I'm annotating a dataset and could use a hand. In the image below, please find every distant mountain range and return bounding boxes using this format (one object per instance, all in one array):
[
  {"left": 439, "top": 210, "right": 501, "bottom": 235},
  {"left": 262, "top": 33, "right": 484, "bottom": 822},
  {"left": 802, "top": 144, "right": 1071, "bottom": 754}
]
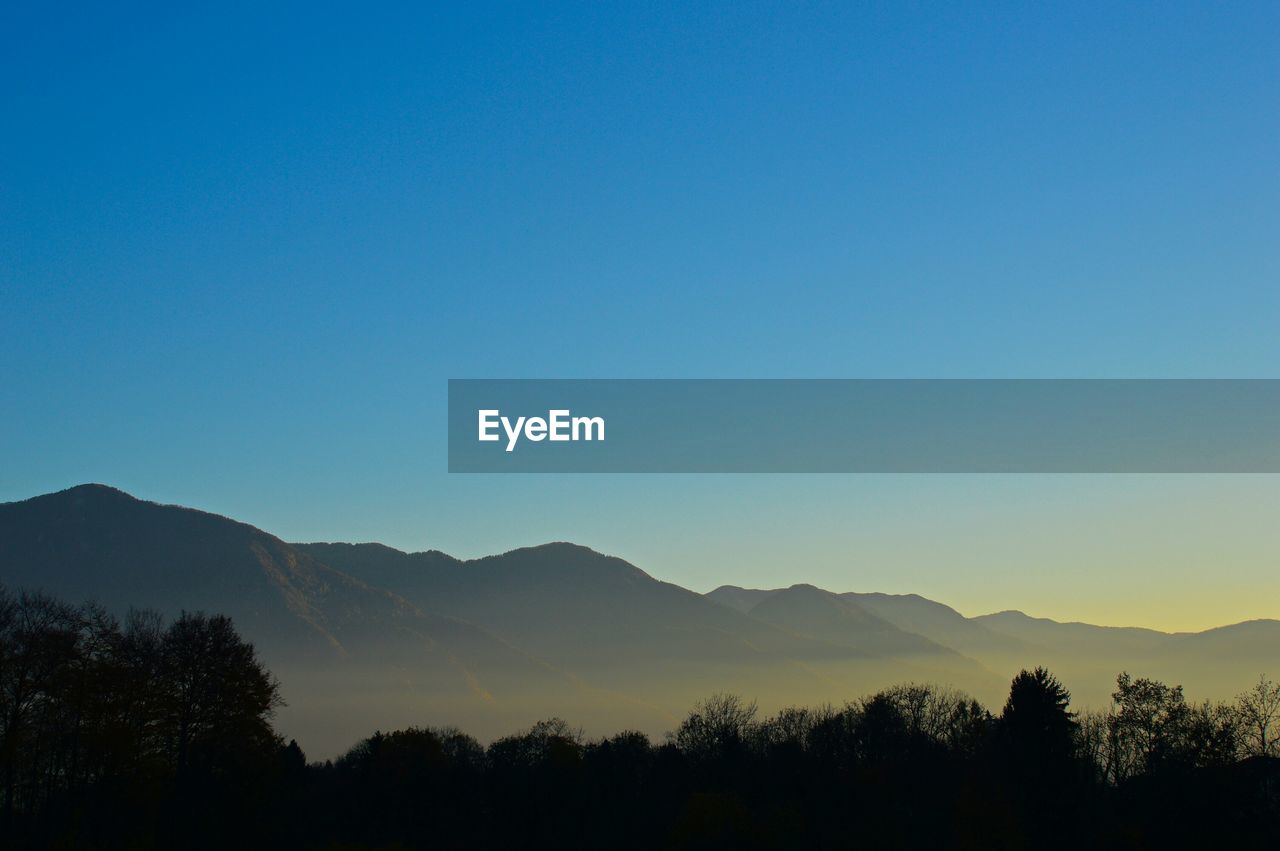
[{"left": 2, "top": 484, "right": 1276, "bottom": 757}]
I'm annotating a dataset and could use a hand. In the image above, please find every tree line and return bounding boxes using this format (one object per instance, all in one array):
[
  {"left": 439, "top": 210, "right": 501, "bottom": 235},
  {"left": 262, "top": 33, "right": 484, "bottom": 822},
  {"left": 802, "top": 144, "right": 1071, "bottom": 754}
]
[{"left": 1, "top": 586, "right": 1277, "bottom": 849}]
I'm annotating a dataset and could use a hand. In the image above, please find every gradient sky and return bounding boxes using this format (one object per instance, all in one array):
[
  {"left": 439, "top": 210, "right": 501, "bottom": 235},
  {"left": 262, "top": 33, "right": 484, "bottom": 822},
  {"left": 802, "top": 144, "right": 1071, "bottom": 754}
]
[{"left": 3, "top": 2, "right": 1277, "bottom": 632}]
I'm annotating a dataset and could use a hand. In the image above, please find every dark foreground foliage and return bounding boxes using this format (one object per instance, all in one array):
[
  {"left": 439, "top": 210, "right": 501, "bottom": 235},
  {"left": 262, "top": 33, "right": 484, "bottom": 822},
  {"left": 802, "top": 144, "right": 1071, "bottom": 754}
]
[{"left": 2, "top": 588, "right": 1278, "bottom": 850}]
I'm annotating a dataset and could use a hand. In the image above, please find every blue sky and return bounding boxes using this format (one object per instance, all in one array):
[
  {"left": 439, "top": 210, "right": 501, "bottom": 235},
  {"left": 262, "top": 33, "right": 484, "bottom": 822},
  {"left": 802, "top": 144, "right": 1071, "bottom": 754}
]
[{"left": 3, "top": 2, "right": 1277, "bottom": 629}]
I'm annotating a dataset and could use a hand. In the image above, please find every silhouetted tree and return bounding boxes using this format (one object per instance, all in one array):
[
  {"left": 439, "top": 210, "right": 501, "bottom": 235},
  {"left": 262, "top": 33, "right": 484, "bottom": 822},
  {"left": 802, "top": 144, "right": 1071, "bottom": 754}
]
[
  {"left": 755, "top": 705, "right": 831, "bottom": 757},
  {"left": 489, "top": 716, "right": 583, "bottom": 768},
  {"left": 1236, "top": 675, "right": 1280, "bottom": 758},
  {"left": 674, "top": 693, "right": 758, "bottom": 763},
  {"left": 854, "top": 692, "right": 911, "bottom": 763},
  {"left": 877, "top": 683, "right": 992, "bottom": 756},
  {"left": 993, "top": 667, "right": 1084, "bottom": 846},
  {"left": 1001, "top": 667, "right": 1076, "bottom": 763},
  {"left": 1074, "top": 708, "right": 1110, "bottom": 783},
  {"left": 1105, "top": 672, "right": 1239, "bottom": 781},
  {"left": 0, "top": 591, "right": 287, "bottom": 849},
  {"left": 160, "top": 611, "right": 281, "bottom": 777},
  {"left": 0, "top": 589, "right": 84, "bottom": 828}
]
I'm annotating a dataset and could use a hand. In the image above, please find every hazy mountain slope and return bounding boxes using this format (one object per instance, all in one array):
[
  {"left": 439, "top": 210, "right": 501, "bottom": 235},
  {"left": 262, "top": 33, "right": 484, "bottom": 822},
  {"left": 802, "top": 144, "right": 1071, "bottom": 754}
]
[
  {"left": 1170, "top": 619, "right": 1280, "bottom": 660},
  {"left": 305, "top": 541, "right": 836, "bottom": 663},
  {"left": 843, "top": 592, "right": 1025, "bottom": 654},
  {"left": 297, "top": 541, "right": 462, "bottom": 591},
  {"left": 705, "top": 585, "right": 779, "bottom": 613},
  {"left": 972, "top": 610, "right": 1169, "bottom": 655},
  {"left": 966, "top": 610, "right": 1280, "bottom": 708},
  {"left": 710, "top": 586, "right": 1020, "bottom": 656},
  {"left": 0, "top": 486, "right": 672, "bottom": 753},
  {"left": 307, "top": 540, "right": 1280, "bottom": 711},
  {"left": 706, "top": 583, "right": 1280, "bottom": 710},
  {"left": 0, "top": 484, "right": 364, "bottom": 658},
  {"left": 0, "top": 485, "right": 530, "bottom": 669},
  {"left": 300, "top": 541, "right": 1001, "bottom": 711},
  {"left": 748, "top": 585, "right": 955, "bottom": 657}
]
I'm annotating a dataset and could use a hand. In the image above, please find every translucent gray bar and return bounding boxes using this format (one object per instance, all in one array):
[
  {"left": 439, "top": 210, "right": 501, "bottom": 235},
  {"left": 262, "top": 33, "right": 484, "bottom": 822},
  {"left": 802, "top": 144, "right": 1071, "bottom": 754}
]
[{"left": 447, "top": 379, "right": 1280, "bottom": 473}]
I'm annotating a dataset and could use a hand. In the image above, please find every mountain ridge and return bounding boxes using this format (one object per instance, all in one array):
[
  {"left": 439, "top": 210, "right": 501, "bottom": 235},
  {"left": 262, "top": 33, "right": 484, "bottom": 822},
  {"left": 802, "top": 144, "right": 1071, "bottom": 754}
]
[
  {"left": 8, "top": 484, "right": 1274, "bottom": 647},
  {"left": 2, "top": 484, "right": 1276, "bottom": 756}
]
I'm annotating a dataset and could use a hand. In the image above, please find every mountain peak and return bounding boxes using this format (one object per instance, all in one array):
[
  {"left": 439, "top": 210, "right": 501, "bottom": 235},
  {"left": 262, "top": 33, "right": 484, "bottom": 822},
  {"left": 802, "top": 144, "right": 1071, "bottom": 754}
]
[
  {"left": 466, "top": 542, "right": 655, "bottom": 584},
  {"left": 31, "top": 483, "right": 139, "bottom": 504},
  {"left": 493, "top": 541, "right": 608, "bottom": 560}
]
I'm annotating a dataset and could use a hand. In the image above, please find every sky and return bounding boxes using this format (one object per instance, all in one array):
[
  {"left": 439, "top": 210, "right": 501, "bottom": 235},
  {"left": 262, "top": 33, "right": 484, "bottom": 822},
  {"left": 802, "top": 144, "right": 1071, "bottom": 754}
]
[{"left": 2, "top": 2, "right": 1277, "bottom": 632}]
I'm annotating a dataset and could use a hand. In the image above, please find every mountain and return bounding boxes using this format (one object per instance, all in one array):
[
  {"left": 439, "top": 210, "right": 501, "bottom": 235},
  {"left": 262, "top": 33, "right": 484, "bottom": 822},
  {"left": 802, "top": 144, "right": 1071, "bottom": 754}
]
[
  {"left": 0, "top": 484, "right": 369, "bottom": 658},
  {"left": 2, "top": 484, "right": 1277, "bottom": 754},
  {"left": 745, "top": 584, "right": 955, "bottom": 658},
  {"left": 706, "top": 585, "right": 779, "bottom": 613},
  {"left": 972, "top": 609, "right": 1170, "bottom": 655},
  {"left": 843, "top": 592, "right": 1026, "bottom": 655},
  {"left": 968, "top": 609, "right": 1280, "bottom": 706},
  {"left": 303, "top": 541, "right": 838, "bottom": 663},
  {"left": 0, "top": 485, "right": 670, "bottom": 753},
  {"left": 706, "top": 585, "right": 1280, "bottom": 710},
  {"left": 0, "top": 486, "right": 994, "bottom": 753},
  {"left": 297, "top": 542, "right": 993, "bottom": 714},
  {"left": 297, "top": 541, "right": 463, "bottom": 591},
  {"left": 710, "top": 585, "right": 1019, "bottom": 656}
]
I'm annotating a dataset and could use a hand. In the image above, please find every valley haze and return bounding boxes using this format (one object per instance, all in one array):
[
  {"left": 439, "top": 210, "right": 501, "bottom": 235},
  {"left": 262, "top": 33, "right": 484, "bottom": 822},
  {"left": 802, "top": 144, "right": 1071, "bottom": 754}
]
[{"left": 1, "top": 483, "right": 1275, "bottom": 759}]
